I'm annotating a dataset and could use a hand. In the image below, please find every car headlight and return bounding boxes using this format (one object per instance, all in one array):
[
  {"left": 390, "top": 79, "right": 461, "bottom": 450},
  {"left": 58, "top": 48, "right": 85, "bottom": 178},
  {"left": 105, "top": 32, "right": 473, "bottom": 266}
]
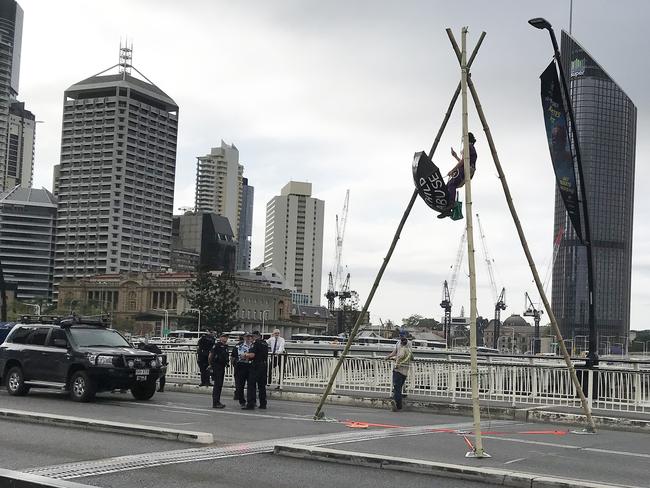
[{"left": 96, "top": 355, "right": 115, "bottom": 366}]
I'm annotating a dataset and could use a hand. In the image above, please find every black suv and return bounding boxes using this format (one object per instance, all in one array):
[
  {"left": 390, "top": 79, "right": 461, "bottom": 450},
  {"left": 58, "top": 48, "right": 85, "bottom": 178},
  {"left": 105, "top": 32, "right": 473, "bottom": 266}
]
[{"left": 0, "top": 315, "right": 165, "bottom": 402}]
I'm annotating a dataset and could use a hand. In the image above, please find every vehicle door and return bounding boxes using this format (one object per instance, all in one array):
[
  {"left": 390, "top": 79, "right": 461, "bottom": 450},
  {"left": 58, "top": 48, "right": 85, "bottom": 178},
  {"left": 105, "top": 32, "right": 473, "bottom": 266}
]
[
  {"left": 23, "top": 327, "right": 51, "bottom": 381},
  {"left": 1, "top": 326, "right": 32, "bottom": 375},
  {"left": 41, "top": 328, "right": 70, "bottom": 383}
]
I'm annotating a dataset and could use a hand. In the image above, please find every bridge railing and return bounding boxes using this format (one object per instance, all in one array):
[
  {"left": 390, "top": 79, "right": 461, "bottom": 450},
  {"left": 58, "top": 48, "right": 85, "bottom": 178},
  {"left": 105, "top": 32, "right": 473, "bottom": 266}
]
[{"left": 164, "top": 350, "right": 650, "bottom": 414}]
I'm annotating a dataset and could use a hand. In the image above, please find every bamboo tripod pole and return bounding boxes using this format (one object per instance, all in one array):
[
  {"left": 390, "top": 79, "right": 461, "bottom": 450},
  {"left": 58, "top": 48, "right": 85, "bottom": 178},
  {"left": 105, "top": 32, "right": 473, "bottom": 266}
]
[
  {"left": 460, "top": 26, "right": 485, "bottom": 457},
  {"left": 313, "top": 35, "right": 486, "bottom": 421},
  {"left": 446, "top": 29, "right": 596, "bottom": 432}
]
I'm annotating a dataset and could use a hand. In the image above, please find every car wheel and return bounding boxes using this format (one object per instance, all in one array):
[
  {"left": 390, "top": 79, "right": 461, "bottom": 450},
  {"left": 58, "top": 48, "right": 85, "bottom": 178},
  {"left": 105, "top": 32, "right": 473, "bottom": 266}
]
[
  {"left": 6, "top": 366, "right": 29, "bottom": 396},
  {"left": 131, "top": 380, "right": 157, "bottom": 400},
  {"left": 69, "top": 370, "right": 96, "bottom": 402}
]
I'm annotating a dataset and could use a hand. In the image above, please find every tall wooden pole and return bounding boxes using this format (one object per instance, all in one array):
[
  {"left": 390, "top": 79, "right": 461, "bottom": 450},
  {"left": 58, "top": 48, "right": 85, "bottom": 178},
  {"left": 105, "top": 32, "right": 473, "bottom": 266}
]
[
  {"left": 446, "top": 29, "right": 596, "bottom": 433},
  {"left": 460, "top": 26, "right": 485, "bottom": 457}
]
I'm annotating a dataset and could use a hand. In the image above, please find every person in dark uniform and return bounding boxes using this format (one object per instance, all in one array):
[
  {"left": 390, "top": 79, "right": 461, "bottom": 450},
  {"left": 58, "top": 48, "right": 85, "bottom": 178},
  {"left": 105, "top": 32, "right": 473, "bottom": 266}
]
[
  {"left": 208, "top": 332, "right": 230, "bottom": 408},
  {"left": 242, "top": 330, "right": 268, "bottom": 410},
  {"left": 232, "top": 333, "right": 252, "bottom": 406},
  {"left": 138, "top": 339, "right": 166, "bottom": 392},
  {"left": 196, "top": 331, "right": 215, "bottom": 387}
]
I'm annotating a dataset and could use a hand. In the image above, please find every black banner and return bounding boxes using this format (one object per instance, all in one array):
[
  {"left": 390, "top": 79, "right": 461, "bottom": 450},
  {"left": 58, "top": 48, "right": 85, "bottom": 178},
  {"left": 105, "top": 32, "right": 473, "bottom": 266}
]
[
  {"left": 540, "top": 61, "right": 583, "bottom": 242},
  {"left": 412, "top": 151, "right": 449, "bottom": 212}
]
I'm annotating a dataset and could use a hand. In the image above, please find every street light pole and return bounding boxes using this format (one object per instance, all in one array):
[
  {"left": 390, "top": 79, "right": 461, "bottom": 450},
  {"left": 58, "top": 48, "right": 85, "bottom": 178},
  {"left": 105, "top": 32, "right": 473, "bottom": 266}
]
[
  {"left": 154, "top": 309, "right": 169, "bottom": 336},
  {"left": 529, "top": 17, "right": 597, "bottom": 367},
  {"left": 261, "top": 310, "right": 269, "bottom": 334}
]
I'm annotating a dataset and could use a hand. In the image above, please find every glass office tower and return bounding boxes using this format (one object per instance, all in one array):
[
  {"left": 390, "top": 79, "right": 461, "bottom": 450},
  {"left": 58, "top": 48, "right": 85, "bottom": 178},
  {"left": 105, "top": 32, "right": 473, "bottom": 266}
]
[{"left": 551, "top": 31, "right": 637, "bottom": 352}]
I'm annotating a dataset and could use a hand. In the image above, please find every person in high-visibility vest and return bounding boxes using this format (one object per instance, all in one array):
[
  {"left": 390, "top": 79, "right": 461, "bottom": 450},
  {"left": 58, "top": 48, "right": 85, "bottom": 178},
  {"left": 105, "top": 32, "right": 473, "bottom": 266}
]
[{"left": 390, "top": 336, "right": 413, "bottom": 411}]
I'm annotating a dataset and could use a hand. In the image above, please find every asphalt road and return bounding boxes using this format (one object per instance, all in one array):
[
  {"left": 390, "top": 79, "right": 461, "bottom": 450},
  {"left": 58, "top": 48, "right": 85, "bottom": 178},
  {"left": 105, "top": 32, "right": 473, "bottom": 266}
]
[{"left": 0, "top": 387, "right": 648, "bottom": 487}]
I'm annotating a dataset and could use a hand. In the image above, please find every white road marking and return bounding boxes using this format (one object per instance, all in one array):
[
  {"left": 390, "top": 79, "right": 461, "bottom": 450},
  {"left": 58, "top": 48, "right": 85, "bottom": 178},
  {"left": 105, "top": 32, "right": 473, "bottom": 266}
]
[
  {"left": 148, "top": 421, "right": 197, "bottom": 426},
  {"left": 160, "top": 409, "right": 209, "bottom": 416},
  {"left": 503, "top": 457, "right": 526, "bottom": 465},
  {"left": 484, "top": 435, "right": 650, "bottom": 459},
  {"left": 124, "top": 400, "right": 334, "bottom": 423}
]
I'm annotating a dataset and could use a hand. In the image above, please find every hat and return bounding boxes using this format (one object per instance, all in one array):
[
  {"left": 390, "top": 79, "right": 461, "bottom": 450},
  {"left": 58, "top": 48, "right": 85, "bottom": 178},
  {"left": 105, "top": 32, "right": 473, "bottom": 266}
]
[
  {"left": 251, "top": 330, "right": 261, "bottom": 336},
  {"left": 245, "top": 332, "right": 254, "bottom": 337}
]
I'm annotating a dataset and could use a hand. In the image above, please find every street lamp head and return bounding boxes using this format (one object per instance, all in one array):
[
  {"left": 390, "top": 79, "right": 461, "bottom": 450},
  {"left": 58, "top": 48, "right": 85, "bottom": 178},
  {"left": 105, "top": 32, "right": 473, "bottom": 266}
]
[{"left": 528, "top": 17, "right": 552, "bottom": 31}]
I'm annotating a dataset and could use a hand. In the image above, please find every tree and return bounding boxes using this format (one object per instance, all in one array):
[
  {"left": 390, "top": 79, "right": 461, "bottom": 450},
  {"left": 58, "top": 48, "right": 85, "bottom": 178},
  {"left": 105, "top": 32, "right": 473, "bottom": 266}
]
[
  {"left": 185, "top": 271, "right": 240, "bottom": 334},
  {"left": 402, "top": 314, "right": 423, "bottom": 329}
]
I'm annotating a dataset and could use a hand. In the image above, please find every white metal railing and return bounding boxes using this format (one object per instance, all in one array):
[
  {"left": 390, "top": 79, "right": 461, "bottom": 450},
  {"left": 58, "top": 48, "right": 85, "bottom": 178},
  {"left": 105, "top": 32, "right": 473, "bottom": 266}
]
[{"left": 164, "top": 351, "right": 650, "bottom": 414}]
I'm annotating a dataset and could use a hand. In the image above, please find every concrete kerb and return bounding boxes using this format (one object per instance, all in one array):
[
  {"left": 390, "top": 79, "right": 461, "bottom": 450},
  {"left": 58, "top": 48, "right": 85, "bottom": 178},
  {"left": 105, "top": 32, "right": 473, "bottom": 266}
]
[
  {"left": 273, "top": 444, "right": 630, "bottom": 488},
  {"left": 0, "top": 468, "right": 95, "bottom": 488},
  {"left": 0, "top": 408, "right": 213, "bottom": 444}
]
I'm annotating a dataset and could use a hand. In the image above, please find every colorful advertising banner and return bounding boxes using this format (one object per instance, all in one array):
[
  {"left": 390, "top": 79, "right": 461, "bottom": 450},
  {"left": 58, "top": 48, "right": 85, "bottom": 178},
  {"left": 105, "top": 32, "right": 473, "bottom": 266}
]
[
  {"left": 412, "top": 151, "right": 450, "bottom": 212},
  {"left": 540, "top": 61, "right": 583, "bottom": 242}
]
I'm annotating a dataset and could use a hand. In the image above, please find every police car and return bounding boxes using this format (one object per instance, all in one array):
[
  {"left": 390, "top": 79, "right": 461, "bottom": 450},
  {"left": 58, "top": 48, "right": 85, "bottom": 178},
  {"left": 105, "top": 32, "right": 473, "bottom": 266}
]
[{"left": 0, "top": 315, "right": 165, "bottom": 402}]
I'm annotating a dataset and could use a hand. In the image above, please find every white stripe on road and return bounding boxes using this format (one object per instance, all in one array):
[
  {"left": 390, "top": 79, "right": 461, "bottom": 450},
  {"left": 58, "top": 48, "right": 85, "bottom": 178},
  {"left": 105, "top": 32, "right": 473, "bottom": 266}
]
[
  {"left": 122, "top": 400, "right": 328, "bottom": 423},
  {"left": 160, "top": 409, "right": 209, "bottom": 416},
  {"left": 484, "top": 435, "right": 650, "bottom": 459}
]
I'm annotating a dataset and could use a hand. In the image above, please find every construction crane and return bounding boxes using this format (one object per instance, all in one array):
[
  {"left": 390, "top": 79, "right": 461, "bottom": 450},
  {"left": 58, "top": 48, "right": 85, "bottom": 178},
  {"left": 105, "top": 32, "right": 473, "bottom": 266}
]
[
  {"left": 440, "top": 229, "right": 466, "bottom": 348},
  {"left": 334, "top": 190, "right": 350, "bottom": 292},
  {"left": 325, "top": 190, "right": 351, "bottom": 313},
  {"left": 325, "top": 272, "right": 336, "bottom": 312},
  {"left": 475, "top": 214, "right": 507, "bottom": 349},
  {"left": 338, "top": 272, "right": 352, "bottom": 308},
  {"left": 524, "top": 292, "right": 544, "bottom": 354}
]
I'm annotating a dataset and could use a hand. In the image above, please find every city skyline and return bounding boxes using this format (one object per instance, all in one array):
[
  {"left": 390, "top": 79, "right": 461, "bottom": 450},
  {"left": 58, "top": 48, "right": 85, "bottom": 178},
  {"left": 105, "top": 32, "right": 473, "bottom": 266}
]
[{"left": 16, "top": 0, "right": 650, "bottom": 329}]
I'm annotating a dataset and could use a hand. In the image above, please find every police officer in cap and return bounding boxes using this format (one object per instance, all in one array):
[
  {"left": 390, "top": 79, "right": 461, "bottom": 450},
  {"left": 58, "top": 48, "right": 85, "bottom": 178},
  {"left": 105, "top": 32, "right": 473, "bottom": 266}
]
[
  {"left": 242, "top": 330, "right": 268, "bottom": 410},
  {"left": 208, "top": 332, "right": 230, "bottom": 408},
  {"left": 197, "top": 330, "right": 215, "bottom": 387}
]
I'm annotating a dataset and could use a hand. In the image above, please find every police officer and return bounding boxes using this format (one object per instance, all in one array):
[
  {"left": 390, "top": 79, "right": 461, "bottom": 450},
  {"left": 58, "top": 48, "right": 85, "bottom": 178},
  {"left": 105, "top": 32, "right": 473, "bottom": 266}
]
[
  {"left": 197, "top": 331, "right": 215, "bottom": 387},
  {"left": 208, "top": 332, "right": 230, "bottom": 408},
  {"left": 232, "top": 333, "right": 252, "bottom": 406},
  {"left": 242, "top": 330, "right": 268, "bottom": 410},
  {"left": 138, "top": 339, "right": 166, "bottom": 393}
]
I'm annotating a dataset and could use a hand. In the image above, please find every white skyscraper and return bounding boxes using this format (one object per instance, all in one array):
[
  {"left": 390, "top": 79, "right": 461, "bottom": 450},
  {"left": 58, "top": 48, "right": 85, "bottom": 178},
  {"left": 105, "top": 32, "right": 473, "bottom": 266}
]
[
  {"left": 194, "top": 141, "right": 243, "bottom": 237},
  {"left": 54, "top": 50, "right": 179, "bottom": 281},
  {"left": 264, "top": 181, "right": 324, "bottom": 306}
]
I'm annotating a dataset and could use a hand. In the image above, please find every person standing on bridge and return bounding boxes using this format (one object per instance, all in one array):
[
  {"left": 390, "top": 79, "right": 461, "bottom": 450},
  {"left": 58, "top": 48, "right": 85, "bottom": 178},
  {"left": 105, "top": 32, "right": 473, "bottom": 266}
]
[
  {"left": 266, "top": 329, "right": 286, "bottom": 388},
  {"left": 390, "top": 337, "right": 413, "bottom": 412},
  {"left": 197, "top": 331, "right": 215, "bottom": 387},
  {"left": 243, "top": 330, "right": 268, "bottom": 410},
  {"left": 208, "top": 332, "right": 230, "bottom": 409},
  {"left": 232, "top": 333, "right": 252, "bottom": 406}
]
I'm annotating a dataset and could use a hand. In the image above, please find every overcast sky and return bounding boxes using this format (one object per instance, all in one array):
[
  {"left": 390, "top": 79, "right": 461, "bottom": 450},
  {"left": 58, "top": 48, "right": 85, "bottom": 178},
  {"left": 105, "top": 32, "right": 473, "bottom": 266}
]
[{"left": 18, "top": 0, "right": 650, "bottom": 330}]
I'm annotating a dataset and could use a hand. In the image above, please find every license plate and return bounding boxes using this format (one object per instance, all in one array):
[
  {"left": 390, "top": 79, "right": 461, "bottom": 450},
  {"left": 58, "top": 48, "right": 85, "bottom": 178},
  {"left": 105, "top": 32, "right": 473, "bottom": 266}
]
[
  {"left": 136, "top": 375, "right": 147, "bottom": 381},
  {"left": 136, "top": 369, "right": 149, "bottom": 375}
]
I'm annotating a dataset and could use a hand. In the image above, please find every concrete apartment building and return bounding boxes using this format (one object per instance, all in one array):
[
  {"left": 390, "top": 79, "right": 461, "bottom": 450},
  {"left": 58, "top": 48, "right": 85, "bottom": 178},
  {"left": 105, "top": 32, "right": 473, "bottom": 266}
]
[
  {"left": 53, "top": 55, "right": 179, "bottom": 286},
  {"left": 0, "top": 186, "right": 56, "bottom": 300},
  {"left": 264, "top": 181, "right": 324, "bottom": 306},
  {"left": 194, "top": 141, "right": 243, "bottom": 238}
]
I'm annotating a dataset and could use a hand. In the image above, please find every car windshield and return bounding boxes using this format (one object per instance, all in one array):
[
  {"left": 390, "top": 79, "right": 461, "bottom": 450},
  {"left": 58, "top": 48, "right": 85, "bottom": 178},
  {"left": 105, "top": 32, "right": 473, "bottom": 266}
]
[{"left": 69, "top": 328, "right": 131, "bottom": 348}]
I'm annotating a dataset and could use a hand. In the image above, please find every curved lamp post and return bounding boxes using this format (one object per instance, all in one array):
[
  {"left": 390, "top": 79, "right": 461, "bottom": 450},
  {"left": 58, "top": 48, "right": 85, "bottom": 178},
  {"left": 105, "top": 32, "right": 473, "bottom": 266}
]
[{"left": 529, "top": 17, "right": 597, "bottom": 367}]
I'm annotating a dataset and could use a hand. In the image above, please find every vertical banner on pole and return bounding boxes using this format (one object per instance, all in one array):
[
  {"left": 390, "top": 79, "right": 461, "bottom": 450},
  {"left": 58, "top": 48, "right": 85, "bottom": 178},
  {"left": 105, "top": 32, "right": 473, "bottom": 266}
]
[{"left": 540, "top": 61, "right": 583, "bottom": 242}]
